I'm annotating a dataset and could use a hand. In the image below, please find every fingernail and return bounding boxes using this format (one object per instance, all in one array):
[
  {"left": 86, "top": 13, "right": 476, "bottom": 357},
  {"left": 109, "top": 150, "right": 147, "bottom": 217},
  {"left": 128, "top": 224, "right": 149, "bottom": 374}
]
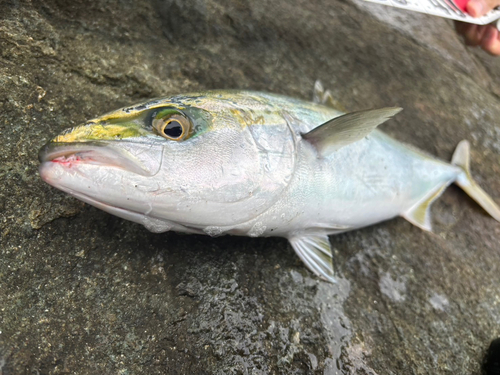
[{"left": 467, "top": 0, "right": 484, "bottom": 17}]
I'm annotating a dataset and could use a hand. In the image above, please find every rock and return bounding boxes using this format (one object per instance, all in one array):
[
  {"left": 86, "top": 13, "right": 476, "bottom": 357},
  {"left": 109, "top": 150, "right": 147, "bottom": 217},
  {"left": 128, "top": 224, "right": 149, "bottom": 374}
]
[{"left": 1, "top": 0, "right": 499, "bottom": 373}]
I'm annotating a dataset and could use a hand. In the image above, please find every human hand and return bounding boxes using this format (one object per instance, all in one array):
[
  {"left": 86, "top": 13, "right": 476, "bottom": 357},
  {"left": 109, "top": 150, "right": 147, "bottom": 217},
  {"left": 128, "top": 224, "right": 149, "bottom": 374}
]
[{"left": 455, "top": 0, "right": 500, "bottom": 55}]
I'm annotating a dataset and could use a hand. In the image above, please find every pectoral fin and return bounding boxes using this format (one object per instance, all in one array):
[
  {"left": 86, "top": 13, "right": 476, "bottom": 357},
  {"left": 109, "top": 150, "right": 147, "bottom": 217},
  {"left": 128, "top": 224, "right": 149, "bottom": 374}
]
[
  {"left": 303, "top": 107, "right": 402, "bottom": 156},
  {"left": 289, "top": 234, "right": 336, "bottom": 283}
]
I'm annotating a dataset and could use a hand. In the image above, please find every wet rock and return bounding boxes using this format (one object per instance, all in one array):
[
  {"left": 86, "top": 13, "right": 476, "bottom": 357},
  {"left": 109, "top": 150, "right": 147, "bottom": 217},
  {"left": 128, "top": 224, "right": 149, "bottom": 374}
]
[{"left": 1, "top": 0, "right": 499, "bottom": 373}]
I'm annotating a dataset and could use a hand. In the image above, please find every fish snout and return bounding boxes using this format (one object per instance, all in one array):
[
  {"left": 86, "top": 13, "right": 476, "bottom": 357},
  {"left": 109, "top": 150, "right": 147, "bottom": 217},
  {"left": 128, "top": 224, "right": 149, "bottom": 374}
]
[{"left": 38, "top": 141, "right": 164, "bottom": 176}]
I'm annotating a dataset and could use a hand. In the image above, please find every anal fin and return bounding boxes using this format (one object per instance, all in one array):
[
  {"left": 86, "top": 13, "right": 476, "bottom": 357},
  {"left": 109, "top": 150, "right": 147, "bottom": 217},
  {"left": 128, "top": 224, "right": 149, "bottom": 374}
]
[
  {"left": 288, "top": 234, "right": 336, "bottom": 283},
  {"left": 402, "top": 184, "right": 448, "bottom": 231}
]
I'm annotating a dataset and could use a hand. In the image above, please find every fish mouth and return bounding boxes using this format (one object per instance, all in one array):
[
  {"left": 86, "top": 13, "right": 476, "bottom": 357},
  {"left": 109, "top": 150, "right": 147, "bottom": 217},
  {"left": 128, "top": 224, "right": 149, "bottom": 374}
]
[{"left": 38, "top": 141, "right": 162, "bottom": 176}]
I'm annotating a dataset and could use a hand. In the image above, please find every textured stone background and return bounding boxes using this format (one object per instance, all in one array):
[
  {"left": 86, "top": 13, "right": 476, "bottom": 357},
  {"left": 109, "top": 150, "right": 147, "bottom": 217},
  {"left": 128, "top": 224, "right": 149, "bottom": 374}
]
[{"left": 1, "top": 0, "right": 500, "bottom": 374}]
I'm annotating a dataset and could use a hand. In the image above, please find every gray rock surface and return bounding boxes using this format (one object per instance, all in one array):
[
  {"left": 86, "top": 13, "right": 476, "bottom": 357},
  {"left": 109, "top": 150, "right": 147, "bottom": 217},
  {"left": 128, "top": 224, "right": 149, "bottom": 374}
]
[{"left": 1, "top": 0, "right": 499, "bottom": 373}]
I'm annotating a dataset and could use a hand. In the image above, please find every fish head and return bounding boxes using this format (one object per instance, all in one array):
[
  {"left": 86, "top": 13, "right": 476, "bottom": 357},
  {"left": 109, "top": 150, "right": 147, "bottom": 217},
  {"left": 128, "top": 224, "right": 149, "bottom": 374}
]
[{"left": 39, "top": 92, "right": 297, "bottom": 230}]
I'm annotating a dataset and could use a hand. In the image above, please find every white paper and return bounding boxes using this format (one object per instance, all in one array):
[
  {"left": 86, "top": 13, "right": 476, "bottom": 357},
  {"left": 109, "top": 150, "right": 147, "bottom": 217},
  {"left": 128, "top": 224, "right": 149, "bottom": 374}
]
[{"left": 364, "top": 0, "right": 500, "bottom": 24}]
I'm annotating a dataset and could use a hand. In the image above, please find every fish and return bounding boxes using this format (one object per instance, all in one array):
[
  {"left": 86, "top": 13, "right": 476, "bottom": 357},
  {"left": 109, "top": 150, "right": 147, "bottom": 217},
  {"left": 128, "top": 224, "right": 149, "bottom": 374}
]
[{"left": 38, "top": 81, "right": 500, "bottom": 283}]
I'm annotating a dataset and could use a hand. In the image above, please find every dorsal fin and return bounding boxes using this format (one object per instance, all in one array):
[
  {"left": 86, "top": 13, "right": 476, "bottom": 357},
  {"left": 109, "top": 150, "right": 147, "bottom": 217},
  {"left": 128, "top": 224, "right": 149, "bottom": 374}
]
[
  {"left": 312, "top": 80, "right": 346, "bottom": 112},
  {"left": 303, "top": 107, "right": 402, "bottom": 156}
]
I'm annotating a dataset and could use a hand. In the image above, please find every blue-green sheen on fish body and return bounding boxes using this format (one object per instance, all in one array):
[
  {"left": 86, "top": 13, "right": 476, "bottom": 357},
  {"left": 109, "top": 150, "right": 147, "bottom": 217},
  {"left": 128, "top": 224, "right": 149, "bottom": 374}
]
[{"left": 39, "top": 82, "right": 500, "bottom": 283}]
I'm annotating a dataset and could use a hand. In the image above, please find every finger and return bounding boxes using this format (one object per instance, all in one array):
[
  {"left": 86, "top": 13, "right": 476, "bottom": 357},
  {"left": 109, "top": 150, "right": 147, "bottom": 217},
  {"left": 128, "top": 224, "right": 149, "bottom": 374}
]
[
  {"left": 467, "top": 0, "right": 485, "bottom": 17},
  {"left": 463, "top": 24, "right": 482, "bottom": 45},
  {"left": 481, "top": 26, "right": 500, "bottom": 55},
  {"left": 477, "top": 24, "right": 489, "bottom": 40},
  {"left": 467, "top": 0, "right": 500, "bottom": 17}
]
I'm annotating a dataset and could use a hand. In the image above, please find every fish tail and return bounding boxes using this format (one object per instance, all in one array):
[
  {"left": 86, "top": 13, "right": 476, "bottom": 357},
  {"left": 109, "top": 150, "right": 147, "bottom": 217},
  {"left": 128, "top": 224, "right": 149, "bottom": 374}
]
[{"left": 452, "top": 140, "right": 500, "bottom": 222}]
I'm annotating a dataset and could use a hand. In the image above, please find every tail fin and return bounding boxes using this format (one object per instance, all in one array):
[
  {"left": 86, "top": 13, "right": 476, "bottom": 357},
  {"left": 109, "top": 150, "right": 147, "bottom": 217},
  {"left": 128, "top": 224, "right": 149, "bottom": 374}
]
[{"left": 452, "top": 140, "right": 500, "bottom": 222}]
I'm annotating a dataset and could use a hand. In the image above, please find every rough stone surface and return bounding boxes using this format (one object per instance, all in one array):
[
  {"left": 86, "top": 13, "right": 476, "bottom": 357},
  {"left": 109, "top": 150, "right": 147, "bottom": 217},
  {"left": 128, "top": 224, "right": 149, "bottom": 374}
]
[{"left": 1, "top": 0, "right": 500, "bottom": 374}]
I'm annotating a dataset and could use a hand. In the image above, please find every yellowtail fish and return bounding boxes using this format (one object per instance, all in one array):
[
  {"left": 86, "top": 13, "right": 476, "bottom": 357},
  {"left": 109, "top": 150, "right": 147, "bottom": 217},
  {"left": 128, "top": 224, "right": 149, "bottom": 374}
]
[{"left": 39, "top": 82, "right": 500, "bottom": 283}]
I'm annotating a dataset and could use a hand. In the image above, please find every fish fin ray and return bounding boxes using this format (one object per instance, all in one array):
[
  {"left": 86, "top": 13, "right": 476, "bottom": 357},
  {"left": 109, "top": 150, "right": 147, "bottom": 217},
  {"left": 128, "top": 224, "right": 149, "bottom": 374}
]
[
  {"left": 312, "top": 80, "right": 346, "bottom": 111},
  {"left": 452, "top": 140, "right": 500, "bottom": 221},
  {"left": 402, "top": 184, "right": 449, "bottom": 232},
  {"left": 312, "top": 80, "right": 325, "bottom": 104},
  {"left": 302, "top": 107, "right": 402, "bottom": 156},
  {"left": 289, "top": 234, "right": 336, "bottom": 283}
]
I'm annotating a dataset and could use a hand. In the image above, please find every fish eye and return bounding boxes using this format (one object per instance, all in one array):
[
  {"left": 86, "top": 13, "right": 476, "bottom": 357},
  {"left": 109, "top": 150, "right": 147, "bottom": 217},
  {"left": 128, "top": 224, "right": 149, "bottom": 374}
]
[{"left": 152, "top": 113, "right": 191, "bottom": 141}]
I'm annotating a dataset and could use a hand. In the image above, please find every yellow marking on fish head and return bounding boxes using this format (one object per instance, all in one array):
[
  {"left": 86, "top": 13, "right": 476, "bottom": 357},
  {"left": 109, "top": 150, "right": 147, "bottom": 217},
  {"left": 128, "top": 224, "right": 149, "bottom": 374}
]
[
  {"left": 52, "top": 123, "right": 150, "bottom": 143},
  {"left": 50, "top": 98, "right": 215, "bottom": 143},
  {"left": 49, "top": 91, "right": 287, "bottom": 144}
]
